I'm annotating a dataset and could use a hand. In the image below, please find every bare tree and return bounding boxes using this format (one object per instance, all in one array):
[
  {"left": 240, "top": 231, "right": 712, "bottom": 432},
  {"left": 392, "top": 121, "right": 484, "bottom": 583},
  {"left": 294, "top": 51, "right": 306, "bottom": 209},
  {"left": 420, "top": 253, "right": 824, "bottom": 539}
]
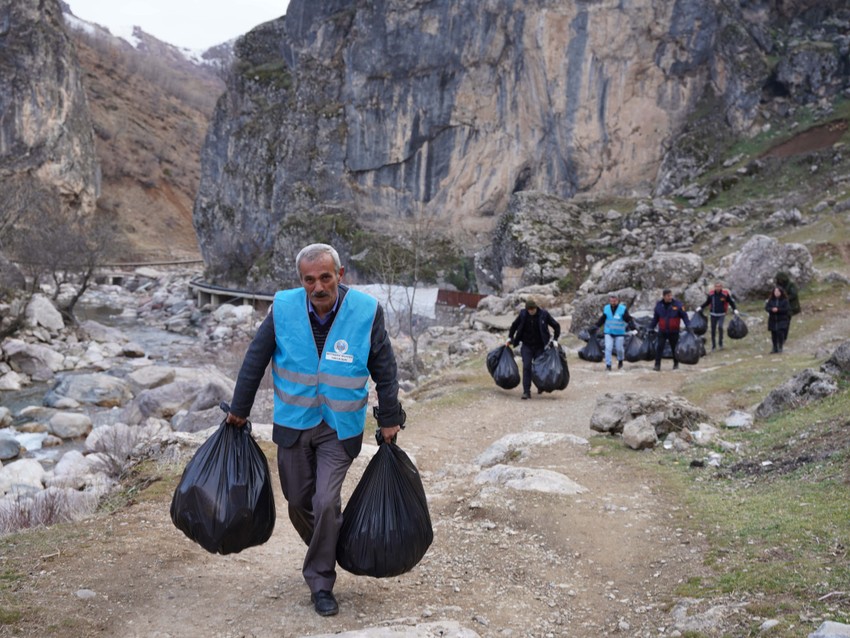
[
  {"left": 10, "top": 201, "right": 116, "bottom": 325},
  {"left": 376, "top": 213, "right": 441, "bottom": 383},
  {"left": 0, "top": 174, "right": 55, "bottom": 243}
]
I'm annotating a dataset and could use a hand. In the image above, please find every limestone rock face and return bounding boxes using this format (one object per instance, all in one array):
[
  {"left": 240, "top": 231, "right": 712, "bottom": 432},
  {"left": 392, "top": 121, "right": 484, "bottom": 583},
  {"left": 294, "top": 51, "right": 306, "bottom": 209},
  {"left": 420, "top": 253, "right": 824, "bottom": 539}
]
[
  {"left": 193, "top": 0, "right": 849, "bottom": 290},
  {"left": 0, "top": 0, "right": 98, "bottom": 217}
]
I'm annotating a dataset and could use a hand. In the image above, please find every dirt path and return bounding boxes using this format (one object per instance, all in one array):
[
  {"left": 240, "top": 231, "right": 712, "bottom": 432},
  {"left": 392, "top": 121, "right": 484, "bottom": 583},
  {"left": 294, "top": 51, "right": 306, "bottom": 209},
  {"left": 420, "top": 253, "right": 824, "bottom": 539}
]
[{"left": 9, "top": 356, "right": 704, "bottom": 638}]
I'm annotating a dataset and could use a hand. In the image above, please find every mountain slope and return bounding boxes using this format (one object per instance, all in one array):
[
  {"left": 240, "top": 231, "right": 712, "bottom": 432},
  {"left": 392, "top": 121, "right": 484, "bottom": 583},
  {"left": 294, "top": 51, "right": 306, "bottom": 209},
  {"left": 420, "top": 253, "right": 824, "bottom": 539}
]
[{"left": 65, "top": 19, "right": 226, "bottom": 261}]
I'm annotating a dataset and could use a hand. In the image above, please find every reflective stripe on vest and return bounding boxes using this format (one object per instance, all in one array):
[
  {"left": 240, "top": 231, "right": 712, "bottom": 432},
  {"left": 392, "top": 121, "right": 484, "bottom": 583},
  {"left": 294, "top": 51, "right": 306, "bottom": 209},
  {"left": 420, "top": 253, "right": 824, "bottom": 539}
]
[
  {"left": 271, "top": 287, "right": 377, "bottom": 440},
  {"left": 603, "top": 304, "right": 627, "bottom": 335}
]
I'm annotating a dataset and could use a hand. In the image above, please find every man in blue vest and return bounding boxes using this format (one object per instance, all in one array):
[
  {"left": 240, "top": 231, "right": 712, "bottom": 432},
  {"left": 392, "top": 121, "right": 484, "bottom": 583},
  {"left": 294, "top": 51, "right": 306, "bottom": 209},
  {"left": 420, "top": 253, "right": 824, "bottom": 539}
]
[
  {"left": 225, "top": 243, "right": 405, "bottom": 617},
  {"left": 593, "top": 292, "right": 637, "bottom": 371}
]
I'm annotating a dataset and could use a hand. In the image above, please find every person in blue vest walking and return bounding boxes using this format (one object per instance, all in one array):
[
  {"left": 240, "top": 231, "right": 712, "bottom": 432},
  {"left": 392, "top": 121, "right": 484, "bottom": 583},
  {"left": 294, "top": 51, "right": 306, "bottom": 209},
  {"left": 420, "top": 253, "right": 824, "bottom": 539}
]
[
  {"left": 593, "top": 292, "right": 638, "bottom": 371},
  {"left": 225, "top": 243, "right": 405, "bottom": 617}
]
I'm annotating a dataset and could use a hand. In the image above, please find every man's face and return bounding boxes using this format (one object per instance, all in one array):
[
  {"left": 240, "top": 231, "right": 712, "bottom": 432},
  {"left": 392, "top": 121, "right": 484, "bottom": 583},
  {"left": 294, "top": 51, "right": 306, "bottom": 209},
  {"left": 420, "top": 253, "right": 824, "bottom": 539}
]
[
  {"left": 299, "top": 253, "right": 344, "bottom": 316},
  {"left": 527, "top": 307, "right": 537, "bottom": 315},
  {"left": 714, "top": 284, "right": 723, "bottom": 292},
  {"left": 609, "top": 296, "right": 618, "bottom": 305},
  {"left": 663, "top": 292, "right": 673, "bottom": 302}
]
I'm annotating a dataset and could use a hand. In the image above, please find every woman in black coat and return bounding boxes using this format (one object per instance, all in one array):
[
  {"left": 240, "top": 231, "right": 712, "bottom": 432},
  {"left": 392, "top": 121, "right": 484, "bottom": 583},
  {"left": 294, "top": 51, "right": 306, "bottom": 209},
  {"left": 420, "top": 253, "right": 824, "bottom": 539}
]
[{"left": 765, "top": 286, "right": 791, "bottom": 353}]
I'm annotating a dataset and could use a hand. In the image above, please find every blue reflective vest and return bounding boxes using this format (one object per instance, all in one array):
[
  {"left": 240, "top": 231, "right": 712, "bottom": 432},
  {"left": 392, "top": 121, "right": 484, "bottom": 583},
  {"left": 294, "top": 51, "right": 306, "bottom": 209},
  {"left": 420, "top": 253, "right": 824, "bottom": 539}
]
[
  {"left": 271, "top": 288, "right": 377, "bottom": 441},
  {"left": 603, "top": 304, "right": 627, "bottom": 335}
]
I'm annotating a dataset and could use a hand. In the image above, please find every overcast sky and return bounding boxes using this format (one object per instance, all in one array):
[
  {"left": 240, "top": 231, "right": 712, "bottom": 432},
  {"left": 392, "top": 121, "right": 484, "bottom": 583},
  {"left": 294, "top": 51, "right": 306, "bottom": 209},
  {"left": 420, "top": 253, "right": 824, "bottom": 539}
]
[{"left": 67, "top": 0, "right": 290, "bottom": 51}]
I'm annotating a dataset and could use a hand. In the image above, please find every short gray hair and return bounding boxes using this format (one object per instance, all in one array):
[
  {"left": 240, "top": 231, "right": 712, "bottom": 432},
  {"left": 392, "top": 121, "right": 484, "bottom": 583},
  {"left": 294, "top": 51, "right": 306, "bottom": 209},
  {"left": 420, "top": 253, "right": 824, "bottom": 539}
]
[{"left": 295, "top": 243, "right": 341, "bottom": 275}]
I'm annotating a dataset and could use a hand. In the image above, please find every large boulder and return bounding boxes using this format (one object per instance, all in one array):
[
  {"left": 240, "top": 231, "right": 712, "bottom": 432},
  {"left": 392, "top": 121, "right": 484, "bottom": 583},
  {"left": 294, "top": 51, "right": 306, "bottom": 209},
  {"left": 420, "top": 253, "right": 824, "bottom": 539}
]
[
  {"left": 721, "top": 235, "right": 813, "bottom": 300},
  {"left": 2, "top": 339, "right": 65, "bottom": 381},
  {"left": 596, "top": 252, "right": 703, "bottom": 295},
  {"left": 590, "top": 392, "right": 710, "bottom": 436},
  {"left": 25, "top": 294, "right": 64, "bottom": 332},
  {"left": 821, "top": 341, "right": 850, "bottom": 378},
  {"left": 45, "top": 373, "right": 133, "bottom": 408},
  {"left": 755, "top": 368, "right": 839, "bottom": 420}
]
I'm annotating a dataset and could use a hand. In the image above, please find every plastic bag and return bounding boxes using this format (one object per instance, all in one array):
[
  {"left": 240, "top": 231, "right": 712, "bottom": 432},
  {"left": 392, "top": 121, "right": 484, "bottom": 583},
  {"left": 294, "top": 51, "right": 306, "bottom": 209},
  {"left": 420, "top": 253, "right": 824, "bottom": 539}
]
[
  {"left": 638, "top": 330, "right": 657, "bottom": 361},
  {"left": 727, "top": 315, "right": 748, "bottom": 339},
  {"left": 578, "top": 331, "right": 603, "bottom": 362},
  {"left": 675, "top": 330, "right": 701, "bottom": 365},
  {"left": 337, "top": 437, "right": 433, "bottom": 578},
  {"left": 170, "top": 415, "right": 275, "bottom": 555},
  {"left": 690, "top": 310, "right": 708, "bottom": 336},
  {"left": 532, "top": 344, "right": 570, "bottom": 392},
  {"left": 624, "top": 333, "right": 644, "bottom": 362},
  {"left": 486, "top": 345, "right": 520, "bottom": 389}
]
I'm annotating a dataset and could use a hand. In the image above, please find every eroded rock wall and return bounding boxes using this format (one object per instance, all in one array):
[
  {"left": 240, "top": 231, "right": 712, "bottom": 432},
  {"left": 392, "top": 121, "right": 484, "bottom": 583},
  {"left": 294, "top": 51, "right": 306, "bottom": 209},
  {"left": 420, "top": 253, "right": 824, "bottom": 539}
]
[{"left": 0, "top": 0, "right": 98, "bottom": 217}]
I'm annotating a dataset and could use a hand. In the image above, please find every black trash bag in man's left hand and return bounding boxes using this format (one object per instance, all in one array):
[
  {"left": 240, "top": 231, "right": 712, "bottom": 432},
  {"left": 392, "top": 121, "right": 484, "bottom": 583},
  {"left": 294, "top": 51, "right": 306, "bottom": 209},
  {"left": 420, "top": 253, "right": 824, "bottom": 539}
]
[
  {"left": 170, "top": 408, "right": 275, "bottom": 555},
  {"left": 532, "top": 343, "right": 570, "bottom": 393},
  {"left": 337, "top": 435, "right": 433, "bottom": 578}
]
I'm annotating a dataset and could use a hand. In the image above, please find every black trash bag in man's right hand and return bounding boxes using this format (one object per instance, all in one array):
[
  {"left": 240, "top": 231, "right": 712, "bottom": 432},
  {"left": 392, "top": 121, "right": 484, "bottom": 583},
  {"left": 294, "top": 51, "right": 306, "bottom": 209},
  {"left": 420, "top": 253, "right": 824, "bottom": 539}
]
[
  {"left": 486, "top": 344, "right": 521, "bottom": 389},
  {"left": 170, "top": 413, "right": 275, "bottom": 555},
  {"left": 337, "top": 438, "right": 433, "bottom": 578},
  {"left": 578, "top": 330, "right": 604, "bottom": 362}
]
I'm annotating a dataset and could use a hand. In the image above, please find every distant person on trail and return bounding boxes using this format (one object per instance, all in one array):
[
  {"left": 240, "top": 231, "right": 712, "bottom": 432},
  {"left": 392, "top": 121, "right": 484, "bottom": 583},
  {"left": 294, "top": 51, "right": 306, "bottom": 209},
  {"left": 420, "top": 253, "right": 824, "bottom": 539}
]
[
  {"left": 649, "top": 289, "right": 691, "bottom": 371},
  {"left": 775, "top": 271, "right": 799, "bottom": 345},
  {"left": 224, "top": 243, "right": 406, "bottom": 617},
  {"left": 507, "top": 298, "right": 561, "bottom": 399},
  {"left": 594, "top": 292, "right": 637, "bottom": 371},
  {"left": 699, "top": 282, "right": 738, "bottom": 351},
  {"left": 765, "top": 285, "right": 791, "bottom": 354}
]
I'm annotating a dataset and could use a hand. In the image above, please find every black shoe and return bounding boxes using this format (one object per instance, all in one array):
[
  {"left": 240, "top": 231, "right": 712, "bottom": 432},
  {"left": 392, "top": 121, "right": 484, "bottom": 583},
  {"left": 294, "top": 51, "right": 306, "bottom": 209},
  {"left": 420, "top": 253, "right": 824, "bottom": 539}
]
[
  {"left": 521, "top": 392, "right": 530, "bottom": 400},
  {"left": 311, "top": 590, "right": 339, "bottom": 616},
  {"left": 719, "top": 343, "right": 724, "bottom": 350},
  {"left": 537, "top": 388, "right": 543, "bottom": 394},
  {"left": 653, "top": 364, "right": 660, "bottom": 371},
  {"left": 617, "top": 360, "right": 623, "bottom": 370},
  {"left": 673, "top": 362, "right": 679, "bottom": 370},
  {"left": 606, "top": 365, "right": 612, "bottom": 371}
]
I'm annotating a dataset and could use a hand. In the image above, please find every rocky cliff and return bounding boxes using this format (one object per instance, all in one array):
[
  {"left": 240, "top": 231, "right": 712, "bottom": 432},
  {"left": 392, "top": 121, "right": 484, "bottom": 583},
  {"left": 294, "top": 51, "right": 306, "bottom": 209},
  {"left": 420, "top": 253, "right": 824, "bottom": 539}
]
[
  {"left": 194, "top": 0, "right": 849, "bottom": 291},
  {"left": 0, "top": 0, "right": 98, "bottom": 219}
]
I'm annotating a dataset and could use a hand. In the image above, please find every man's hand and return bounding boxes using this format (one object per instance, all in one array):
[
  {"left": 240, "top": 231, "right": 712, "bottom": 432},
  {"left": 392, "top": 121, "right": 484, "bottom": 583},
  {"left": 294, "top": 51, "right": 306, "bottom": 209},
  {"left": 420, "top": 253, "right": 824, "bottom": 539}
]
[
  {"left": 226, "top": 412, "right": 248, "bottom": 428},
  {"left": 379, "top": 425, "right": 401, "bottom": 444},
  {"left": 734, "top": 309, "right": 740, "bottom": 315}
]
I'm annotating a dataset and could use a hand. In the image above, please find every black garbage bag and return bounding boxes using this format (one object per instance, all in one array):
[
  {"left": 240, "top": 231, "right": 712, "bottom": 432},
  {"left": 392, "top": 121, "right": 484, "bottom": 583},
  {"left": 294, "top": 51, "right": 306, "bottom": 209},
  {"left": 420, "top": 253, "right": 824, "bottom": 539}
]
[
  {"left": 624, "top": 333, "right": 644, "bottom": 362},
  {"left": 638, "top": 330, "right": 657, "bottom": 361},
  {"left": 675, "top": 330, "right": 701, "bottom": 365},
  {"left": 337, "top": 436, "right": 433, "bottom": 578},
  {"left": 170, "top": 412, "right": 275, "bottom": 555},
  {"left": 690, "top": 310, "right": 708, "bottom": 336},
  {"left": 727, "top": 315, "right": 748, "bottom": 339},
  {"left": 486, "top": 345, "right": 520, "bottom": 389},
  {"left": 532, "top": 344, "right": 570, "bottom": 392},
  {"left": 578, "top": 331, "right": 604, "bottom": 362}
]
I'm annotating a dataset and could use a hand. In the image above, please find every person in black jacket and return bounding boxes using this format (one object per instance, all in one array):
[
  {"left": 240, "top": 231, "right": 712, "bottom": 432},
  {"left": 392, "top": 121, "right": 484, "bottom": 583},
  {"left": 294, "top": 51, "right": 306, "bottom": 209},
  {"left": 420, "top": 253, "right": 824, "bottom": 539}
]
[
  {"left": 224, "top": 243, "right": 405, "bottom": 617},
  {"left": 649, "top": 289, "right": 691, "bottom": 371},
  {"left": 699, "top": 282, "right": 738, "bottom": 351},
  {"left": 765, "top": 285, "right": 791, "bottom": 353},
  {"left": 507, "top": 298, "right": 561, "bottom": 399}
]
